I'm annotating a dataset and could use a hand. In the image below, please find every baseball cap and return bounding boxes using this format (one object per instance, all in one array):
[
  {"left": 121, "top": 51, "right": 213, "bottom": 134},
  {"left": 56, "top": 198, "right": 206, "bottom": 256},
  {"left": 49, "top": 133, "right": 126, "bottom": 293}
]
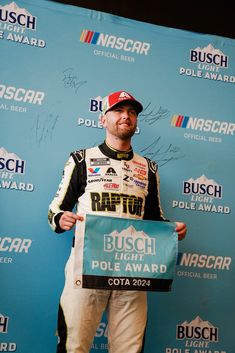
[{"left": 101, "top": 91, "right": 143, "bottom": 115}]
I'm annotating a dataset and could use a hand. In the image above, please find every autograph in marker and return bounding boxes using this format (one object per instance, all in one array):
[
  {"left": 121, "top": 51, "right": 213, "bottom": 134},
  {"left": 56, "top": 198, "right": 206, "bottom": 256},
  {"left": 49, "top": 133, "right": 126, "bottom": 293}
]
[
  {"left": 31, "top": 112, "right": 59, "bottom": 146},
  {"left": 62, "top": 68, "right": 87, "bottom": 94},
  {"left": 139, "top": 103, "right": 170, "bottom": 126},
  {"left": 141, "top": 137, "right": 185, "bottom": 167}
]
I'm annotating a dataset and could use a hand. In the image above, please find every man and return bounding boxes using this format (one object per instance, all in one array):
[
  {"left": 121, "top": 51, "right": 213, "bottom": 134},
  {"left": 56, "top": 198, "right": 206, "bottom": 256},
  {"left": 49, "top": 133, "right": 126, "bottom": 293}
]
[{"left": 48, "top": 90, "right": 187, "bottom": 353}]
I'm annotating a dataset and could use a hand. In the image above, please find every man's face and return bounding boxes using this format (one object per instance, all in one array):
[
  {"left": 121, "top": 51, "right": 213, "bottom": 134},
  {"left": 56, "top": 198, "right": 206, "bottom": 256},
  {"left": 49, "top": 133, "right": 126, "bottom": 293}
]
[{"left": 101, "top": 103, "right": 138, "bottom": 140}]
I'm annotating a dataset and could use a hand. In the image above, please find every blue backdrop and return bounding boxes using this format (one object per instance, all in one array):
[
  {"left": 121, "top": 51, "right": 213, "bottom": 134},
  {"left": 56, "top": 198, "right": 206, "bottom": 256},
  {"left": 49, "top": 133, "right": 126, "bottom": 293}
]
[{"left": 1, "top": 1, "right": 235, "bottom": 352}]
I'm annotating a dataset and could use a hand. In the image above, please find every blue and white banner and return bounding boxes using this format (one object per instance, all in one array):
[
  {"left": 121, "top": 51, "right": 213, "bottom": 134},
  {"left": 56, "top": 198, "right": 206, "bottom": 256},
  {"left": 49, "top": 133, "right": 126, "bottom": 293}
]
[{"left": 74, "top": 215, "right": 178, "bottom": 291}]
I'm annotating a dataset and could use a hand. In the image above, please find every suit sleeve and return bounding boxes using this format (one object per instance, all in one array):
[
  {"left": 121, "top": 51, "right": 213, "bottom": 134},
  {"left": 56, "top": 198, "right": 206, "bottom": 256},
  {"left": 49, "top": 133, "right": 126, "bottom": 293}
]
[
  {"left": 48, "top": 152, "right": 86, "bottom": 233},
  {"left": 143, "top": 158, "right": 167, "bottom": 221}
]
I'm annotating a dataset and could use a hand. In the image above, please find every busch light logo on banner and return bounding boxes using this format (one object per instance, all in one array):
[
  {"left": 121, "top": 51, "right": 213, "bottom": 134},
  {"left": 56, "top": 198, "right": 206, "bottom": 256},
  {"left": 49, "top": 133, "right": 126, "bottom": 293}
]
[
  {"left": 73, "top": 214, "right": 178, "bottom": 291},
  {"left": 103, "top": 226, "right": 156, "bottom": 256}
]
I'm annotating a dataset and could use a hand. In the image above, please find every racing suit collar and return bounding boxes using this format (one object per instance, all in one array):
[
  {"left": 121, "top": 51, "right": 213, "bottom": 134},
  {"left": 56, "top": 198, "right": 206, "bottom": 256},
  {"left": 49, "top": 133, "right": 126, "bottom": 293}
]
[{"left": 99, "top": 141, "right": 134, "bottom": 160}]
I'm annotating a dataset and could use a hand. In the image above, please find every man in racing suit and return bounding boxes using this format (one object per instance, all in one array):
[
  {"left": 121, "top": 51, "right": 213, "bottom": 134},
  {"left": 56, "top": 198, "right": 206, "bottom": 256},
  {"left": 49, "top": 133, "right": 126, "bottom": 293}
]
[{"left": 48, "top": 90, "right": 187, "bottom": 353}]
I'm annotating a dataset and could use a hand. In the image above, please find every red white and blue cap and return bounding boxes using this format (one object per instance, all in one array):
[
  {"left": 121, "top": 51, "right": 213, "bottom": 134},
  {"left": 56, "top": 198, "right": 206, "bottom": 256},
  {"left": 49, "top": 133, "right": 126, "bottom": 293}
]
[{"left": 102, "top": 91, "right": 143, "bottom": 115}]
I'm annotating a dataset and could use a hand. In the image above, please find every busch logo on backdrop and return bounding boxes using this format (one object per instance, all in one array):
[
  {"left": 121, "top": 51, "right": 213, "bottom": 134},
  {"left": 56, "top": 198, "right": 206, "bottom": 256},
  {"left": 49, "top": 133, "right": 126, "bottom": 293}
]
[
  {"left": 0, "top": 314, "right": 9, "bottom": 334},
  {"left": 0, "top": 147, "right": 34, "bottom": 192},
  {"left": 177, "top": 316, "right": 218, "bottom": 342},
  {"left": 190, "top": 44, "right": 228, "bottom": 68},
  {"left": 172, "top": 175, "right": 230, "bottom": 214},
  {"left": 165, "top": 316, "right": 225, "bottom": 353},
  {"left": 0, "top": 314, "right": 17, "bottom": 351},
  {"left": 77, "top": 96, "right": 103, "bottom": 130},
  {"left": 0, "top": 147, "right": 25, "bottom": 174},
  {"left": 179, "top": 43, "right": 235, "bottom": 84},
  {"left": 0, "top": 2, "right": 37, "bottom": 30},
  {"left": 89, "top": 96, "right": 102, "bottom": 113},
  {"left": 183, "top": 175, "right": 222, "bottom": 199},
  {"left": 0, "top": 2, "right": 46, "bottom": 47}
]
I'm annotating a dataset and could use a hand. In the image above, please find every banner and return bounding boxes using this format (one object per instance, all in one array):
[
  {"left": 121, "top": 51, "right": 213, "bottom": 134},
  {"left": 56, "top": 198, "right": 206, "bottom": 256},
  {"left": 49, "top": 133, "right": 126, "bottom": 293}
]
[{"left": 73, "top": 214, "right": 178, "bottom": 291}]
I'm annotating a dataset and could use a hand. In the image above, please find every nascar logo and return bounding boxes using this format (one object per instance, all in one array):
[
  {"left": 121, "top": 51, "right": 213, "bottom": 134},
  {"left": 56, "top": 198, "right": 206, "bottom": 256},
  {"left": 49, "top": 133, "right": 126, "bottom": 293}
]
[
  {"left": 171, "top": 115, "right": 235, "bottom": 135},
  {"left": 80, "top": 29, "right": 150, "bottom": 55}
]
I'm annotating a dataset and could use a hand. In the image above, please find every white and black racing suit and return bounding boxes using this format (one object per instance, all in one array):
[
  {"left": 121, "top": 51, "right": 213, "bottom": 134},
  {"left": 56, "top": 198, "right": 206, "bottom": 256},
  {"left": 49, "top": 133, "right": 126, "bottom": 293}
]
[{"left": 48, "top": 141, "right": 166, "bottom": 353}]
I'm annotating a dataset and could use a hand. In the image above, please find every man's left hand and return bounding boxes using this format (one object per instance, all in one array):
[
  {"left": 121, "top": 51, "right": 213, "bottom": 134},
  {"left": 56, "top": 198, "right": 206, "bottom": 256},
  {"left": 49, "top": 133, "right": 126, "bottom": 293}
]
[{"left": 175, "top": 222, "right": 187, "bottom": 241}]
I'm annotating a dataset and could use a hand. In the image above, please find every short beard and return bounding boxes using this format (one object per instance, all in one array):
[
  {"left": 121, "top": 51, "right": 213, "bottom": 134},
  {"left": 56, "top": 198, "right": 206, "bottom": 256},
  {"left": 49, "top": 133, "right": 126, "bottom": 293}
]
[{"left": 116, "top": 126, "right": 136, "bottom": 140}]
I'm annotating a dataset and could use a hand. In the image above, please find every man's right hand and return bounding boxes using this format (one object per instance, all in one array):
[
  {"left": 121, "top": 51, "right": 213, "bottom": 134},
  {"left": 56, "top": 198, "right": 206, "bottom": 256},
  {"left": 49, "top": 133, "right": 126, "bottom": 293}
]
[{"left": 59, "top": 211, "right": 84, "bottom": 231}]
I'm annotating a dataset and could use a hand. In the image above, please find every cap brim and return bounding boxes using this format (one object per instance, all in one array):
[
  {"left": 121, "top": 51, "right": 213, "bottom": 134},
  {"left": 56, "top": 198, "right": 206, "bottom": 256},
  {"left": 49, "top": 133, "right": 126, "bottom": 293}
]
[{"left": 106, "top": 99, "right": 143, "bottom": 114}]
